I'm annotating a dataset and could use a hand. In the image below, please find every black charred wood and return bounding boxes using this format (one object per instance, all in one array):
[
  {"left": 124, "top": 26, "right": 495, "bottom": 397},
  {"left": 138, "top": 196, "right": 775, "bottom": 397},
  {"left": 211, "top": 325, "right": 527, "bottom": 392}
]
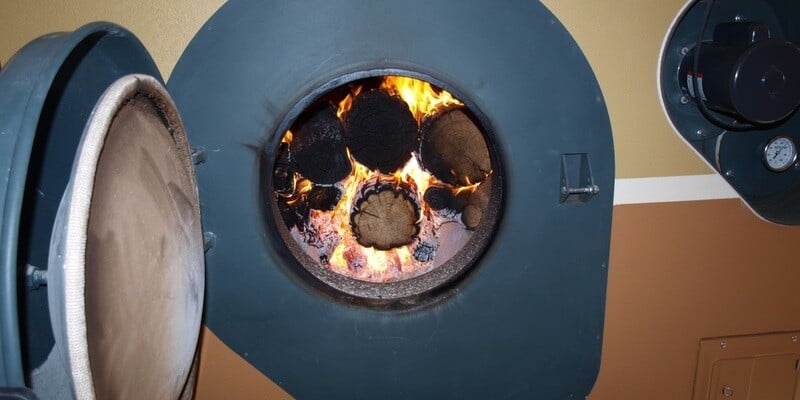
[
  {"left": 344, "top": 90, "right": 418, "bottom": 173},
  {"left": 307, "top": 185, "right": 342, "bottom": 211},
  {"left": 277, "top": 196, "right": 309, "bottom": 231},
  {"left": 292, "top": 104, "right": 352, "bottom": 184},
  {"left": 413, "top": 240, "right": 437, "bottom": 263},
  {"left": 423, "top": 186, "right": 451, "bottom": 210},
  {"left": 420, "top": 107, "right": 491, "bottom": 186},
  {"left": 423, "top": 185, "right": 466, "bottom": 212},
  {"left": 273, "top": 142, "right": 296, "bottom": 195}
]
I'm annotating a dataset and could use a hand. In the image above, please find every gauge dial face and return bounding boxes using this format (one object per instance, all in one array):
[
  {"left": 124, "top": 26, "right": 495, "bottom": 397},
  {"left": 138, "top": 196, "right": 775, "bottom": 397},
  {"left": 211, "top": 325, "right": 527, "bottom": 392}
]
[{"left": 763, "top": 136, "right": 797, "bottom": 172}]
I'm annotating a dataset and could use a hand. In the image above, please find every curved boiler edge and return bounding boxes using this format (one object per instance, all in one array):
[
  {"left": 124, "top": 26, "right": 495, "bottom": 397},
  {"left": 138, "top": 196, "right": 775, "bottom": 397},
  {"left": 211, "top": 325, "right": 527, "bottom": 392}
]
[{"left": 168, "top": 1, "right": 613, "bottom": 399}]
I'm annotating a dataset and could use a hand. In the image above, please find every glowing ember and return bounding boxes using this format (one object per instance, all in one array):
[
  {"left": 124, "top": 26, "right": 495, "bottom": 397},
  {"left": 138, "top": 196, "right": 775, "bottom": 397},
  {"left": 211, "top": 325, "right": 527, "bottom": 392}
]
[
  {"left": 323, "top": 155, "right": 433, "bottom": 281},
  {"left": 277, "top": 75, "right": 490, "bottom": 283}
]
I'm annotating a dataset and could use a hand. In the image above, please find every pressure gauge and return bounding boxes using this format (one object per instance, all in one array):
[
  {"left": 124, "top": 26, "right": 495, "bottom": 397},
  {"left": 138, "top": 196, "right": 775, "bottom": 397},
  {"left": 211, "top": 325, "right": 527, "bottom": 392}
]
[{"left": 763, "top": 136, "right": 797, "bottom": 172}]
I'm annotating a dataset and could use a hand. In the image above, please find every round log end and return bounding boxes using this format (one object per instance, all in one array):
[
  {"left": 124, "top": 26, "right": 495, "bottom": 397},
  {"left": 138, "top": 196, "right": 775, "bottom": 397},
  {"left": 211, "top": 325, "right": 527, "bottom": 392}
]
[
  {"left": 351, "top": 182, "right": 420, "bottom": 250},
  {"left": 344, "top": 90, "right": 418, "bottom": 173},
  {"left": 420, "top": 107, "right": 491, "bottom": 186},
  {"left": 292, "top": 105, "right": 352, "bottom": 184}
]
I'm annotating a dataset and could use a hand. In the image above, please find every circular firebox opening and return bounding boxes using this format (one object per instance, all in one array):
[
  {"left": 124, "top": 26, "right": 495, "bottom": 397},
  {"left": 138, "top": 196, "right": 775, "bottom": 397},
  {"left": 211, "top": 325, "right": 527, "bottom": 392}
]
[{"left": 268, "top": 73, "right": 503, "bottom": 303}]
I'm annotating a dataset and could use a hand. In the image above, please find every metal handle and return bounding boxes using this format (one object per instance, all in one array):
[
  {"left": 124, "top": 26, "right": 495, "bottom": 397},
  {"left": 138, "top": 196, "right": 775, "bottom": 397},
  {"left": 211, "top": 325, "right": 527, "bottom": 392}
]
[{"left": 561, "top": 185, "right": 600, "bottom": 196}]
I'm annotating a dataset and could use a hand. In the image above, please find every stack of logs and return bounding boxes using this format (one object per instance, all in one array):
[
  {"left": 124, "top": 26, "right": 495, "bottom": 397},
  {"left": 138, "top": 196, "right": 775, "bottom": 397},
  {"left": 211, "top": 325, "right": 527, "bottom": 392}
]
[{"left": 275, "top": 87, "right": 492, "bottom": 250}]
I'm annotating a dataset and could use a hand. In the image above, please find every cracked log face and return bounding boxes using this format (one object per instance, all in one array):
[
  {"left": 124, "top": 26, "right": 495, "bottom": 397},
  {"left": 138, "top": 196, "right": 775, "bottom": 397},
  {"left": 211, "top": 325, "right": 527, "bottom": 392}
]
[
  {"left": 351, "top": 181, "right": 420, "bottom": 250},
  {"left": 420, "top": 107, "right": 491, "bottom": 186}
]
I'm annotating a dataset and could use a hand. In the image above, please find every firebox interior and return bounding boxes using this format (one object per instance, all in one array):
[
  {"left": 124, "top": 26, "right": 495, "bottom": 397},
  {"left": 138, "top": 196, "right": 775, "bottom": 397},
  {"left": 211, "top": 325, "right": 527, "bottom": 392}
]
[{"left": 270, "top": 74, "right": 502, "bottom": 303}]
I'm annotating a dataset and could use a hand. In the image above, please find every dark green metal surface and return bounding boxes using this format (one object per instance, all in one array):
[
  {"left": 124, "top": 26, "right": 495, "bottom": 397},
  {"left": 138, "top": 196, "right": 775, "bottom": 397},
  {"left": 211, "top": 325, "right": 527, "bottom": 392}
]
[{"left": 168, "top": 1, "right": 614, "bottom": 398}]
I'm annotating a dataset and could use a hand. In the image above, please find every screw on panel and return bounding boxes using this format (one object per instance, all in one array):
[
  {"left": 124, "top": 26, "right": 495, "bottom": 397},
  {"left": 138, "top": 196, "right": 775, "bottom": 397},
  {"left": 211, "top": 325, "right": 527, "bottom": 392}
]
[
  {"left": 792, "top": 335, "right": 798, "bottom": 342},
  {"left": 722, "top": 386, "right": 735, "bottom": 397},
  {"left": 724, "top": 170, "right": 735, "bottom": 178},
  {"left": 680, "top": 47, "right": 690, "bottom": 56},
  {"left": 696, "top": 129, "right": 704, "bottom": 137},
  {"left": 720, "top": 341, "right": 727, "bottom": 348},
  {"left": 203, "top": 232, "right": 217, "bottom": 252},
  {"left": 191, "top": 146, "right": 207, "bottom": 165},
  {"left": 680, "top": 95, "right": 690, "bottom": 104},
  {"left": 25, "top": 265, "right": 47, "bottom": 290},
  {"left": 734, "top": 15, "right": 745, "bottom": 21}
]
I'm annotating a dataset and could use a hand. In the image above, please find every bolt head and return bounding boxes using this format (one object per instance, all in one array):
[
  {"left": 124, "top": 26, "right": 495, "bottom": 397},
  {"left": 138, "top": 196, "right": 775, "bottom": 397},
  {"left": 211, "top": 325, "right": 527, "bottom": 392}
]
[
  {"left": 680, "top": 47, "right": 690, "bottom": 56},
  {"left": 680, "top": 95, "right": 690, "bottom": 104},
  {"left": 720, "top": 341, "right": 727, "bottom": 348},
  {"left": 722, "top": 386, "right": 735, "bottom": 397}
]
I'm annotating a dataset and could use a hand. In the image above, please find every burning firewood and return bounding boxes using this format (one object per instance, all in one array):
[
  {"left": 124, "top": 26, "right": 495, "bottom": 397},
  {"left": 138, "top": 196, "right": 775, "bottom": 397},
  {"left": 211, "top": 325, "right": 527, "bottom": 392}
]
[
  {"left": 461, "top": 175, "right": 492, "bottom": 230},
  {"left": 307, "top": 185, "right": 342, "bottom": 211},
  {"left": 291, "top": 104, "right": 352, "bottom": 184},
  {"left": 272, "top": 142, "right": 296, "bottom": 195},
  {"left": 423, "top": 184, "right": 466, "bottom": 213},
  {"left": 277, "top": 196, "right": 309, "bottom": 231},
  {"left": 350, "top": 180, "right": 420, "bottom": 250},
  {"left": 420, "top": 107, "right": 491, "bottom": 186},
  {"left": 344, "top": 90, "right": 418, "bottom": 173}
]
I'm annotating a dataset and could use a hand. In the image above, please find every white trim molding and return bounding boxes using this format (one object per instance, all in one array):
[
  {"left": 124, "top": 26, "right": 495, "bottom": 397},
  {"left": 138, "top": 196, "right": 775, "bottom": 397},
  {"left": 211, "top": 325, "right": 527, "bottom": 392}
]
[{"left": 613, "top": 174, "right": 739, "bottom": 205}]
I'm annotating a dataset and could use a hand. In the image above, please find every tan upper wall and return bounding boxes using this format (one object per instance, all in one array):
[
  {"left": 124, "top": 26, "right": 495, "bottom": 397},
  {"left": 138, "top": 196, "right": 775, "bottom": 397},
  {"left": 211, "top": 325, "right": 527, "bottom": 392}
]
[
  {"left": 541, "top": 0, "right": 710, "bottom": 178},
  {"left": 0, "top": 0, "right": 710, "bottom": 178},
  {"left": 0, "top": 0, "right": 226, "bottom": 79}
]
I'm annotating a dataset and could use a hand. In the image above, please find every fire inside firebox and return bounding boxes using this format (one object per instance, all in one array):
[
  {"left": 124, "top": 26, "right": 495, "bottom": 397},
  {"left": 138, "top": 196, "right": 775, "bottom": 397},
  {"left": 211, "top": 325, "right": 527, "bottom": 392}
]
[{"left": 273, "top": 76, "right": 493, "bottom": 284}]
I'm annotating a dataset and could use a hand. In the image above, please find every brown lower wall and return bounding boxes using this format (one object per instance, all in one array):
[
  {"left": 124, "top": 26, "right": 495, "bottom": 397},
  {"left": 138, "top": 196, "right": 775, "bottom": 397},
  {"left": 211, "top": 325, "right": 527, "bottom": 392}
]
[
  {"left": 193, "top": 198, "right": 800, "bottom": 399},
  {"left": 591, "top": 199, "right": 800, "bottom": 399},
  {"left": 193, "top": 327, "right": 292, "bottom": 400}
]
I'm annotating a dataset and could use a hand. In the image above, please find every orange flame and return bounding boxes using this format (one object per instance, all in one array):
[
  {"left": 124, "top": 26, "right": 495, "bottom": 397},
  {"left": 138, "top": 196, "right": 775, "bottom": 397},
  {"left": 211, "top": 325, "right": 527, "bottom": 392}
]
[
  {"left": 284, "top": 75, "right": 485, "bottom": 283},
  {"left": 322, "top": 151, "right": 435, "bottom": 280},
  {"left": 380, "top": 76, "right": 463, "bottom": 123},
  {"left": 286, "top": 178, "right": 313, "bottom": 205},
  {"left": 336, "top": 85, "right": 363, "bottom": 120},
  {"left": 282, "top": 129, "right": 293, "bottom": 144}
]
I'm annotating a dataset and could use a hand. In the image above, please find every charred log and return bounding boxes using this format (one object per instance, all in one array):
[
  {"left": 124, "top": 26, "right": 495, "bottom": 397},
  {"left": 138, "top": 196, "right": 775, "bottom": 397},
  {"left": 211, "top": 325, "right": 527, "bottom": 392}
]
[
  {"left": 277, "top": 196, "right": 309, "bottom": 231},
  {"left": 420, "top": 107, "right": 491, "bottom": 186},
  {"left": 351, "top": 180, "right": 420, "bottom": 250},
  {"left": 273, "top": 142, "right": 296, "bottom": 195},
  {"left": 307, "top": 185, "right": 342, "bottom": 211},
  {"left": 461, "top": 175, "right": 492, "bottom": 230},
  {"left": 423, "top": 185, "right": 466, "bottom": 212},
  {"left": 344, "top": 90, "right": 418, "bottom": 173},
  {"left": 292, "top": 104, "right": 352, "bottom": 184}
]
